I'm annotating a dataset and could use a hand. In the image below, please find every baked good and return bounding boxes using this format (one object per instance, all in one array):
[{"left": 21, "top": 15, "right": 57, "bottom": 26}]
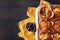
[
  {"left": 39, "top": 20, "right": 52, "bottom": 33},
  {"left": 53, "top": 5, "right": 60, "bottom": 18},
  {"left": 38, "top": 5, "right": 54, "bottom": 20}
]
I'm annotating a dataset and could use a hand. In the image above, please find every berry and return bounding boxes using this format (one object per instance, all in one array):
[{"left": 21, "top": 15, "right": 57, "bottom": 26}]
[{"left": 26, "top": 22, "right": 36, "bottom": 32}]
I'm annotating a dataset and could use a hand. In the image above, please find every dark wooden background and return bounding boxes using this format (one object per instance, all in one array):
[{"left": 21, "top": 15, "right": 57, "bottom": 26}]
[{"left": 0, "top": 0, "right": 60, "bottom": 40}]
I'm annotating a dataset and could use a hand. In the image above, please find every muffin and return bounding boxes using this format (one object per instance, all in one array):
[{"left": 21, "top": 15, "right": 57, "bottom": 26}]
[
  {"left": 38, "top": 5, "right": 54, "bottom": 20},
  {"left": 39, "top": 20, "right": 52, "bottom": 33},
  {"left": 53, "top": 5, "right": 60, "bottom": 18},
  {"left": 53, "top": 18, "right": 60, "bottom": 33}
]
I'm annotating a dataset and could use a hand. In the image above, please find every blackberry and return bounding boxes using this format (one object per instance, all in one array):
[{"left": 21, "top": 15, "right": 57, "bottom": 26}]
[{"left": 26, "top": 22, "right": 36, "bottom": 32}]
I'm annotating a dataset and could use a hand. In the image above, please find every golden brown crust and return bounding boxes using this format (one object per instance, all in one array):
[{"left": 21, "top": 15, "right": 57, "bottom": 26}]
[
  {"left": 53, "top": 18, "right": 60, "bottom": 33},
  {"left": 39, "top": 20, "right": 52, "bottom": 33},
  {"left": 53, "top": 5, "right": 60, "bottom": 18},
  {"left": 38, "top": 5, "right": 54, "bottom": 20}
]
